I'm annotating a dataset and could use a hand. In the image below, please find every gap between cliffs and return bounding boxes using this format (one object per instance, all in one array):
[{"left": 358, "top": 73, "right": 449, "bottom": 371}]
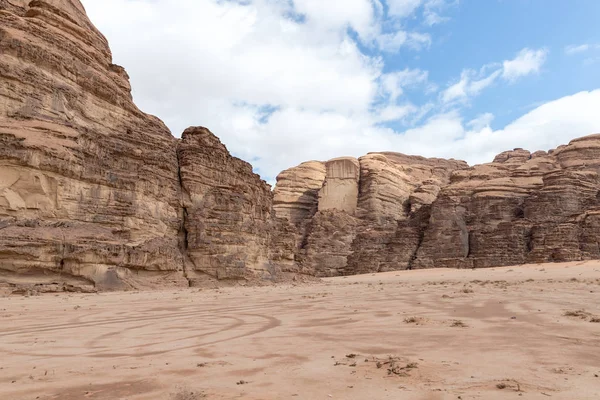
[
  {"left": 175, "top": 145, "right": 193, "bottom": 287},
  {"left": 406, "top": 207, "right": 432, "bottom": 270}
]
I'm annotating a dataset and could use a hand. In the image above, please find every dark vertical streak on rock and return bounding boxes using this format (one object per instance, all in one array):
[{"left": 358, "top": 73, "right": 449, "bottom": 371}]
[
  {"left": 176, "top": 143, "right": 192, "bottom": 287},
  {"left": 407, "top": 205, "right": 432, "bottom": 270}
]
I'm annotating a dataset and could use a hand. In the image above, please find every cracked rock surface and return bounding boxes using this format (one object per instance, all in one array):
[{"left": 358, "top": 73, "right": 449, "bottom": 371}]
[{"left": 2, "top": 0, "right": 600, "bottom": 292}]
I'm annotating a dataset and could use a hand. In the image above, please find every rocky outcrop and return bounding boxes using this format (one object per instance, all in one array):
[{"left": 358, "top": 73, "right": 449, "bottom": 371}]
[
  {"left": 318, "top": 157, "right": 360, "bottom": 215},
  {"left": 274, "top": 139, "right": 600, "bottom": 276},
  {"left": 3, "top": 0, "right": 600, "bottom": 292},
  {"left": 273, "top": 161, "right": 325, "bottom": 225},
  {"left": 0, "top": 0, "right": 284, "bottom": 292},
  {"left": 273, "top": 153, "right": 468, "bottom": 276},
  {"left": 296, "top": 210, "right": 359, "bottom": 276},
  {"left": 413, "top": 141, "right": 600, "bottom": 269},
  {"left": 177, "top": 127, "right": 273, "bottom": 283},
  {"left": 0, "top": 0, "right": 185, "bottom": 291},
  {"left": 343, "top": 153, "right": 467, "bottom": 274}
]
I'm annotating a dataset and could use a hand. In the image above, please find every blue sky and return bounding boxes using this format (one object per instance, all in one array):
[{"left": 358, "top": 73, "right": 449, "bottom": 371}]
[
  {"left": 83, "top": 0, "right": 600, "bottom": 183},
  {"left": 399, "top": 0, "right": 600, "bottom": 128}
]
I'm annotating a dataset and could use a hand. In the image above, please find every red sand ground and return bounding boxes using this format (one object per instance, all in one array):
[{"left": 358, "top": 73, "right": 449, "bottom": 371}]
[{"left": 1, "top": 261, "right": 600, "bottom": 399}]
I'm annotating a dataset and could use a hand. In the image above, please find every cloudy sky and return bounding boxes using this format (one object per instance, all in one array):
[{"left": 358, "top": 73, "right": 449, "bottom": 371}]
[{"left": 81, "top": 0, "right": 600, "bottom": 182}]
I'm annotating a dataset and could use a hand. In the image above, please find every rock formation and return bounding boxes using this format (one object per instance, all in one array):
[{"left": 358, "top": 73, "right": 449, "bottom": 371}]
[
  {"left": 2, "top": 0, "right": 600, "bottom": 292},
  {"left": 273, "top": 138, "right": 600, "bottom": 277},
  {"left": 414, "top": 138, "right": 600, "bottom": 269},
  {"left": 273, "top": 153, "right": 467, "bottom": 276},
  {"left": 318, "top": 158, "right": 360, "bottom": 215},
  {"left": 177, "top": 127, "right": 273, "bottom": 284},
  {"left": 272, "top": 161, "right": 325, "bottom": 226},
  {"left": 0, "top": 0, "right": 184, "bottom": 291}
]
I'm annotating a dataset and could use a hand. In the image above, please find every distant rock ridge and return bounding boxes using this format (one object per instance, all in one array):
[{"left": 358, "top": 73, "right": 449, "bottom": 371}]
[{"left": 2, "top": 1, "right": 600, "bottom": 292}]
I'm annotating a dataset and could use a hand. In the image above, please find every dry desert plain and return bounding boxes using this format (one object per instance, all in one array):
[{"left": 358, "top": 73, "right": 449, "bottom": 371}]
[{"left": 1, "top": 262, "right": 600, "bottom": 400}]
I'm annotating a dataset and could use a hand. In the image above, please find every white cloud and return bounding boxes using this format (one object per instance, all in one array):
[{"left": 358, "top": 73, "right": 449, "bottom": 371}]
[
  {"left": 385, "top": 0, "right": 454, "bottom": 25},
  {"left": 423, "top": 11, "right": 447, "bottom": 26},
  {"left": 386, "top": 0, "right": 423, "bottom": 18},
  {"left": 565, "top": 43, "right": 600, "bottom": 56},
  {"left": 80, "top": 1, "right": 600, "bottom": 182},
  {"left": 423, "top": 0, "right": 451, "bottom": 26},
  {"left": 441, "top": 69, "right": 500, "bottom": 104},
  {"left": 386, "top": 89, "right": 600, "bottom": 166},
  {"left": 565, "top": 44, "right": 590, "bottom": 55},
  {"left": 441, "top": 73, "right": 468, "bottom": 103},
  {"left": 376, "top": 30, "right": 431, "bottom": 52},
  {"left": 441, "top": 47, "right": 547, "bottom": 104},
  {"left": 502, "top": 48, "right": 548, "bottom": 82},
  {"left": 84, "top": 0, "right": 381, "bottom": 117},
  {"left": 380, "top": 68, "right": 430, "bottom": 101},
  {"left": 455, "top": 89, "right": 600, "bottom": 165},
  {"left": 466, "top": 112, "right": 494, "bottom": 131},
  {"left": 246, "top": 89, "right": 600, "bottom": 179},
  {"left": 292, "top": 0, "right": 377, "bottom": 40},
  {"left": 374, "top": 104, "right": 419, "bottom": 122}
]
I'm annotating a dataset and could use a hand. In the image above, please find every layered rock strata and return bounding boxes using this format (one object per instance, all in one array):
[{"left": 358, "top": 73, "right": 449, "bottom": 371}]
[
  {"left": 414, "top": 139, "right": 600, "bottom": 269},
  {"left": 3, "top": 0, "right": 600, "bottom": 292},
  {"left": 0, "top": 0, "right": 184, "bottom": 290},
  {"left": 274, "top": 139, "right": 600, "bottom": 277},
  {"left": 177, "top": 127, "right": 273, "bottom": 283},
  {"left": 0, "top": 1, "right": 273, "bottom": 290},
  {"left": 273, "top": 153, "right": 467, "bottom": 276}
]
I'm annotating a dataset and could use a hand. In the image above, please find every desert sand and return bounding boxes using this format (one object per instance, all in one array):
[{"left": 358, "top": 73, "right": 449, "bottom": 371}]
[{"left": 1, "top": 262, "right": 600, "bottom": 400}]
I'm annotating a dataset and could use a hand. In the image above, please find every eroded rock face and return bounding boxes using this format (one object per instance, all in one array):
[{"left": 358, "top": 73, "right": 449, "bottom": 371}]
[
  {"left": 3, "top": 0, "right": 600, "bottom": 291},
  {"left": 413, "top": 139, "right": 600, "bottom": 269},
  {"left": 273, "top": 153, "right": 468, "bottom": 276},
  {"left": 0, "top": 0, "right": 185, "bottom": 290},
  {"left": 274, "top": 137, "right": 600, "bottom": 276},
  {"left": 177, "top": 127, "right": 273, "bottom": 283},
  {"left": 318, "top": 157, "right": 360, "bottom": 215},
  {"left": 273, "top": 161, "right": 325, "bottom": 225},
  {"left": 297, "top": 210, "right": 359, "bottom": 277}
]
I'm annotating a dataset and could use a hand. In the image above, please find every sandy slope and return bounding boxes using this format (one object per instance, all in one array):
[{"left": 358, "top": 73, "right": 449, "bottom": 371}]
[{"left": 1, "top": 262, "right": 600, "bottom": 400}]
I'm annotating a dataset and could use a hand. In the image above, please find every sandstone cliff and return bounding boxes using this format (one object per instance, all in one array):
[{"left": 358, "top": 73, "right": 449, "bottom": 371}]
[
  {"left": 271, "top": 139, "right": 600, "bottom": 277},
  {"left": 0, "top": 0, "right": 184, "bottom": 291},
  {"left": 413, "top": 139, "right": 600, "bottom": 269},
  {"left": 1, "top": 0, "right": 282, "bottom": 292},
  {"left": 2, "top": 0, "right": 600, "bottom": 293},
  {"left": 177, "top": 127, "right": 273, "bottom": 284},
  {"left": 273, "top": 153, "right": 468, "bottom": 276}
]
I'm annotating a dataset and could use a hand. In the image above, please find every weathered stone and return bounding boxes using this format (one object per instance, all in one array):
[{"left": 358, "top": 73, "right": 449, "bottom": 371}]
[
  {"left": 318, "top": 157, "right": 360, "bottom": 215},
  {"left": 493, "top": 148, "right": 531, "bottom": 164},
  {"left": 297, "top": 210, "right": 359, "bottom": 277},
  {"left": 4, "top": 0, "right": 600, "bottom": 291},
  {"left": 273, "top": 161, "right": 325, "bottom": 226},
  {"left": 177, "top": 127, "right": 273, "bottom": 283},
  {"left": 0, "top": 0, "right": 185, "bottom": 290},
  {"left": 274, "top": 153, "right": 467, "bottom": 276},
  {"left": 414, "top": 138, "right": 600, "bottom": 269}
]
